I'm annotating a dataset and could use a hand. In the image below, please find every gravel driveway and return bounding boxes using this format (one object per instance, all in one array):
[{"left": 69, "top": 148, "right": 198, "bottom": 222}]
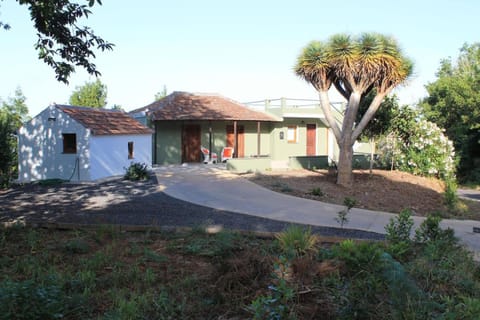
[{"left": 0, "top": 175, "right": 384, "bottom": 240}]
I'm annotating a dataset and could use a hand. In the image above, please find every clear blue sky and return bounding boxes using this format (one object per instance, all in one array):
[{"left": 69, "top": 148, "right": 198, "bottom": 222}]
[{"left": 1, "top": 0, "right": 478, "bottom": 116}]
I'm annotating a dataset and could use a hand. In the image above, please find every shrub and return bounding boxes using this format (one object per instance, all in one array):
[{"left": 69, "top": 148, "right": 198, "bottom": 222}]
[
  {"left": 310, "top": 187, "right": 323, "bottom": 197},
  {"left": 124, "top": 162, "right": 150, "bottom": 181},
  {"left": 385, "top": 209, "right": 414, "bottom": 244},
  {"left": 275, "top": 225, "right": 317, "bottom": 258},
  {"left": 444, "top": 178, "right": 459, "bottom": 210},
  {"left": 414, "top": 214, "right": 456, "bottom": 245},
  {"left": 335, "top": 197, "right": 356, "bottom": 228},
  {"left": 379, "top": 119, "right": 456, "bottom": 179},
  {"left": 0, "top": 277, "right": 85, "bottom": 319}
]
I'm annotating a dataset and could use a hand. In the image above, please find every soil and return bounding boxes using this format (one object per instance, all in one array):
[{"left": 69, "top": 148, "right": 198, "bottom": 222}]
[{"left": 244, "top": 169, "right": 480, "bottom": 218}]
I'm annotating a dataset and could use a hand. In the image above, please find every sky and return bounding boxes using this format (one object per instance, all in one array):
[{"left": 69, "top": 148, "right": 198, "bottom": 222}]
[{"left": 1, "top": 0, "right": 479, "bottom": 117}]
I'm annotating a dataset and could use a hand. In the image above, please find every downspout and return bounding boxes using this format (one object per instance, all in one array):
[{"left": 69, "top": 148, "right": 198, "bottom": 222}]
[
  {"left": 153, "top": 122, "right": 157, "bottom": 164},
  {"left": 233, "top": 121, "right": 238, "bottom": 158},
  {"left": 257, "top": 121, "right": 261, "bottom": 157}
]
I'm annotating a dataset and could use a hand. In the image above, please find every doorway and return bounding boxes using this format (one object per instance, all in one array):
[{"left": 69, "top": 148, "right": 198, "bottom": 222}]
[
  {"left": 182, "top": 124, "right": 201, "bottom": 162},
  {"left": 306, "top": 124, "right": 316, "bottom": 156},
  {"left": 226, "top": 125, "right": 244, "bottom": 158}
]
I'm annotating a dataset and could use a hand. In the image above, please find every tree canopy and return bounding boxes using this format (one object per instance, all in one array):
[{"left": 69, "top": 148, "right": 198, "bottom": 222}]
[
  {"left": 69, "top": 79, "right": 107, "bottom": 108},
  {"left": 154, "top": 85, "right": 168, "bottom": 101},
  {"left": 1, "top": 0, "right": 114, "bottom": 83},
  {"left": 420, "top": 43, "right": 480, "bottom": 181},
  {"left": 0, "top": 88, "right": 29, "bottom": 187},
  {"left": 295, "top": 33, "right": 413, "bottom": 186}
]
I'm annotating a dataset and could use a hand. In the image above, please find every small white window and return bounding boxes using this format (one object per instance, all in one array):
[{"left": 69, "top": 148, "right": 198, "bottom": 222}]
[{"left": 287, "top": 126, "right": 297, "bottom": 143}]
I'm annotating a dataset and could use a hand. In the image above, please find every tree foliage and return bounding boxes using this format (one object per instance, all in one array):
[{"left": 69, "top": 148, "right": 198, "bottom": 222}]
[
  {"left": 0, "top": 88, "right": 29, "bottom": 187},
  {"left": 378, "top": 107, "right": 456, "bottom": 179},
  {"left": 154, "top": 85, "right": 168, "bottom": 101},
  {"left": 356, "top": 91, "right": 400, "bottom": 141},
  {"left": 69, "top": 79, "right": 107, "bottom": 108},
  {"left": 295, "top": 33, "right": 413, "bottom": 186},
  {"left": 1, "top": 0, "right": 114, "bottom": 83},
  {"left": 420, "top": 43, "right": 480, "bottom": 181}
]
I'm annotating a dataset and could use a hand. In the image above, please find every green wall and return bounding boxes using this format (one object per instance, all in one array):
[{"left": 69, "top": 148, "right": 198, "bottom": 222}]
[
  {"left": 155, "top": 122, "right": 182, "bottom": 164},
  {"left": 270, "top": 119, "right": 329, "bottom": 161},
  {"left": 154, "top": 120, "right": 273, "bottom": 164}
]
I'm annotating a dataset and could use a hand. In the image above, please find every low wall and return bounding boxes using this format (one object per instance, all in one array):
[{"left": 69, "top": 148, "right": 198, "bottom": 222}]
[
  {"left": 227, "top": 154, "right": 378, "bottom": 172},
  {"left": 226, "top": 158, "right": 272, "bottom": 172},
  {"left": 288, "top": 156, "right": 330, "bottom": 170},
  {"left": 289, "top": 154, "right": 378, "bottom": 170}
]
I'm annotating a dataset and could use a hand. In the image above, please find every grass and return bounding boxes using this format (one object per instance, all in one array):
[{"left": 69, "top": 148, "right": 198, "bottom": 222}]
[{"left": 0, "top": 224, "right": 479, "bottom": 319}]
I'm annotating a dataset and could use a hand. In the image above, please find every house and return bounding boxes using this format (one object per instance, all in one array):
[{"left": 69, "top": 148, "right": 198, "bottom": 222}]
[
  {"left": 18, "top": 105, "right": 153, "bottom": 182},
  {"left": 130, "top": 92, "right": 351, "bottom": 170}
]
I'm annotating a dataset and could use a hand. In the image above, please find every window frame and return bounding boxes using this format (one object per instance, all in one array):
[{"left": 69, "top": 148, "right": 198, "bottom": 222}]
[{"left": 62, "top": 133, "right": 77, "bottom": 154}]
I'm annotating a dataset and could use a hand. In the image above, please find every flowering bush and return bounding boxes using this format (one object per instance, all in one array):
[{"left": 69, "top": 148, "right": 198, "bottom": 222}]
[{"left": 379, "top": 119, "right": 456, "bottom": 179}]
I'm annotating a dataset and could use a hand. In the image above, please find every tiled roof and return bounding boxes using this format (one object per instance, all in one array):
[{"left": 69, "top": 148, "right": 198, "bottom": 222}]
[
  {"left": 132, "top": 92, "right": 280, "bottom": 122},
  {"left": 57, "top": 105, "right": 153, "bottom": 136}
]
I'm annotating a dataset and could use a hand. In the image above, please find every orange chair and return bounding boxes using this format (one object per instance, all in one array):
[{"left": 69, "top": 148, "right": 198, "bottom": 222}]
[
  {"left": 200, "top": 146, "right": 218, "bottom": 164},
  {"left": 221, "top": 147, "right": 234, "bottom": 162}
]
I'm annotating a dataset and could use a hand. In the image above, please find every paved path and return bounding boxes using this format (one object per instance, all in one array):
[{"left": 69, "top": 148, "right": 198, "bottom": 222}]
[
  {"left": 458, "top": 188, "right": 480, "bottom": 202},
  {"left": 154, "top": 164, "right": 480, "bottom": 260}
]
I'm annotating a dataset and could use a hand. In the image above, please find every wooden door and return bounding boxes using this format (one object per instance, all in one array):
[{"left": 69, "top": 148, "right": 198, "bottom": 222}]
[
  {"left": 182, "top": 124, "right": 201, "bottom": 162},
  {"left": 226, "top": 125, "right": 245, "bottom": 158},
  {"left": 306, "top": 124, "right": 316, "bottom": 156}
]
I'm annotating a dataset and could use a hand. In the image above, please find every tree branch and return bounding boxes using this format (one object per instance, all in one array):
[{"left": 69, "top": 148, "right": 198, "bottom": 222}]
[
  {"left": 318, "top": 90, "right": 341, "bottom": 142},
  {"left": 351, "top": 89, "right": 392, "bottom": 142}
]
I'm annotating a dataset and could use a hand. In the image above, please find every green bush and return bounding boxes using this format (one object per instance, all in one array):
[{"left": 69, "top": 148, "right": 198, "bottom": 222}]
[
  {"left": 275, "top": 225, "right": 317, "bottom": 258},
  {"left": 0, "top": 277, "right": 85, "bottom": 319},
  {"left": 385, "top": 209, "right": 414, "bottom": 244},
  {"left": 444, "top": 178, "right": 459, "bottom": 210},
  {"left": 414, "top": 214, "right": 456, "bottom": 244},
  {"left": 124, "top": 162, "right": 150, "bottom": 181},
  {"left": 379, "top": 119, "right": 456, "bottom": 179},
  {"left": 310, "top": 187, "right": 323, "bottom": 196}
]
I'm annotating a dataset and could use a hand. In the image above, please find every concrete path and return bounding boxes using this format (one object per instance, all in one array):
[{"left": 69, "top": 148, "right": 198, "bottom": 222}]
[
  {"left": 154, "top": 164, "right": 480, "bottom": 260},
  {"left": 458, "top": 188, "right": 480, "bottom": 202}
]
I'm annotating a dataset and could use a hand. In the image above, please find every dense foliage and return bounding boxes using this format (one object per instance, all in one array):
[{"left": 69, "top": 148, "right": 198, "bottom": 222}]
[
  {"left": 420, "top": 43, "right": 480, "bottom": 182},
  {"left": 1, "top": 0, "right": 114, "bottom": 83},
  {"left": 377, "top": 106, "right": 456, "bottom": 179},
  {"left": 69, "top": 79, "right": 107, "bottom": 108},
  {"left": 124, "top": 162, "right": 150, "bottom": 181},
  {"left": 0, "top": 88, "right": 29, "bottom": 188}
]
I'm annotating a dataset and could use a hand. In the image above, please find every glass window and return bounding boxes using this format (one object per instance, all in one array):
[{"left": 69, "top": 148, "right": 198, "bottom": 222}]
[
  {"left": 287, "top": 126, "right": 297, "bottom": 143},
  {"left": 62, "top": 133, "right": 76, "bottom": 154},
  {"left": 128, "top": 141, "right": 134, "bottom": 159}
]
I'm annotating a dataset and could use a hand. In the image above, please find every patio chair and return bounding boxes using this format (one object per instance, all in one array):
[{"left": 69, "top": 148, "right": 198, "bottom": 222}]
[
  {"left": 221, "top": 147, "right": 234, "bottom": 163},
  {"left": 200, "top": 146, "right": 218, "bottom": 164}
]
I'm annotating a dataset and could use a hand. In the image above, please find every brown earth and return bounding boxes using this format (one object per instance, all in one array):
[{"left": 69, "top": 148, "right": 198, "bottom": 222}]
[{"left": 244, "top": 169, "right": 480, "bottom": 218}]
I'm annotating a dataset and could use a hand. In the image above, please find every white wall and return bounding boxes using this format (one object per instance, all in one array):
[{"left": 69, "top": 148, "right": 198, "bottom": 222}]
[
  {"left": 89, "top": 134, "right": 152, "bottom": 180},
  {"left": 18, "top": 106, "right": 90, "bottom": 182}
]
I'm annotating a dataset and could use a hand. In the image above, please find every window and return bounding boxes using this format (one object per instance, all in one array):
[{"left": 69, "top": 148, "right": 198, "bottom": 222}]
[
  {"left": 287, "top": 126, "right": 297, "bottom": 143},
  {"left": 62, "top": 133, "right": 77, "bottom": 154},
  {"left": 128, "top": 141, "right": 134, "bottom": 159}
]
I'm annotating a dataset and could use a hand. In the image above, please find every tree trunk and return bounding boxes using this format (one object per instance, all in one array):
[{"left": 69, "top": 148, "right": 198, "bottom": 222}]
[{"left": 337, "top": 140, "right": 354, "bottom": 187}]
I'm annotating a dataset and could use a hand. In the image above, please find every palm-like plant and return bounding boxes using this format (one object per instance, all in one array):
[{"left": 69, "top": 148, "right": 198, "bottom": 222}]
[{"left": 295, "top": 33, "right": 413, "bottom": 186}]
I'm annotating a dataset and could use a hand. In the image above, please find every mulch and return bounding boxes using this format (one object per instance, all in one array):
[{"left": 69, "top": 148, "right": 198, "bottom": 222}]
[{"left": 0, "top": 175, "right": 384, "bottom": 240}]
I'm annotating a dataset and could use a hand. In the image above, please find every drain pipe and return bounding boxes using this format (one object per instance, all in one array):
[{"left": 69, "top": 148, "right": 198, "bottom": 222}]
[{"left": 67, "top": 157, "right": 80, "bottom": 182}]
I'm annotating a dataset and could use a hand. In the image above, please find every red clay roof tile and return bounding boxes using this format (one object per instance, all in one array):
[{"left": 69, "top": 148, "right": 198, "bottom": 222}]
[
  {"left": 57, "top": 105, "right": 153, "bottom": 136},
  {"left": 131, "top": 92, "right": 279, "bottom": 122}
]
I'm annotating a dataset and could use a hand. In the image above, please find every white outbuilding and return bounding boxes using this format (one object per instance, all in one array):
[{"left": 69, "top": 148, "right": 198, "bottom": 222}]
[{"left": 18, "top": 104, "right": 153, "bottom": 182}]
